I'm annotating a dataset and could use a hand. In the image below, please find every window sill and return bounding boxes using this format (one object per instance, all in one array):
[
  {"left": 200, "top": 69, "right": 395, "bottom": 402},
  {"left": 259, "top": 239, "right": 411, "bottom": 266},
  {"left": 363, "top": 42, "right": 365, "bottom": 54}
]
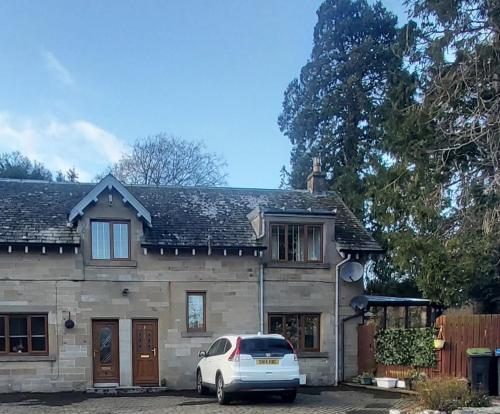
[
  {"left": 298, "top": 352, "right": 329, "bottom": 359},
  {"left": 265, "top": 262, "right": 330, "bottom": 270},
  {"left": 181, "top": 331, "right": 213, "bottom": 338},
  {"left": 85, "top": 259, "right": 137, "bottom": 268},
  {"left": 0, "top": 354, "right": 56, "bottom": 362}
]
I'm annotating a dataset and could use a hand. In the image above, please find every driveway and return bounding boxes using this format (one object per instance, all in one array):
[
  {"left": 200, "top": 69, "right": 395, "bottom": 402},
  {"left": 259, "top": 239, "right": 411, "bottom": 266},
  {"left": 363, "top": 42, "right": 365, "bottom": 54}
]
[{"left": 0, "top": 386, "right": 417, "bottom": 414}]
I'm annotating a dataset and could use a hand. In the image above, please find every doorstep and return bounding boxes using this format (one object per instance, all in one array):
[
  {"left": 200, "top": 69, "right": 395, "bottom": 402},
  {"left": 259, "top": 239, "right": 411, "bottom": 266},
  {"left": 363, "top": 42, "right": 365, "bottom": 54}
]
[
  {"left": 86, "top": 386, "right": 168, "bottom": 395},
  {"left": 343, "top": 382, "right": 418, "bottom": 395}
]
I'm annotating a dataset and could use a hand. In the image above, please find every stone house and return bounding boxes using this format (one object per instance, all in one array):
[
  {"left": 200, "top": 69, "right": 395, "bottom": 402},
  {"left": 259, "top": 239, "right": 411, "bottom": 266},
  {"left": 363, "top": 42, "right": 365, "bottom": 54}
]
[{"left": 0, "top": 161, "right": 381, "bottom": 392}]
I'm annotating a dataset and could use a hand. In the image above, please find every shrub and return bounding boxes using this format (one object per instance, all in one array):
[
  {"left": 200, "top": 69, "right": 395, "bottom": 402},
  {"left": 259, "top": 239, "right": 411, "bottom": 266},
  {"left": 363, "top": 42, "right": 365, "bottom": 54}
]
[
  {"left": 417, "top": 378, "right": 491, "bottom": 413},
  {"left": 375, "top": 327, "right": 436, "bottom": 368}
]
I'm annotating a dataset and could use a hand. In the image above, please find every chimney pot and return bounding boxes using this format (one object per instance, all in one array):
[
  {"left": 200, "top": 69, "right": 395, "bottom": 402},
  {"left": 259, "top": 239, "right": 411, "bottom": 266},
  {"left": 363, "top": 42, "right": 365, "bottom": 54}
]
[
  {"left": 313, "top": 157, "right": 321, "bottom": 173},
  {"left": 307, "top": 158, "right": 327, "bottom": 194}
]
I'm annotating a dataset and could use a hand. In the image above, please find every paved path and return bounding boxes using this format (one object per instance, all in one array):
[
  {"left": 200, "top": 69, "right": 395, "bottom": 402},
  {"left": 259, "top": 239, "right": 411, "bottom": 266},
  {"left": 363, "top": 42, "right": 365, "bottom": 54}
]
[{"left": 0, "top": 386, "right": 417, "bottom": 413}]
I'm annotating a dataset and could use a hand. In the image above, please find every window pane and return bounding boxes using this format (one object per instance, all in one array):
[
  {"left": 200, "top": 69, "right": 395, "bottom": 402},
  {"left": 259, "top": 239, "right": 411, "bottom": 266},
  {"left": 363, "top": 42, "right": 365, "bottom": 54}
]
[
  {"left": 10, "top": 317, "right": 28, "bottom": 353},
  {"left": 288, "top": 225, "right": 304, "bottom": 261},
  {"left": 31, "top": 317, "right": 46, "bottom": 336},
  {"left": 271, "top": 225, "right": 286, "bottom": 260},
  {"left": 303, "top": 315, "right": 320, "bottom": 350},
  {"left": 9, "top": 317, "right": 27, "bottom": 336},
  {"left": 113, "top": 223, "right": 129, "bottom": 259},
  {"left": 0, "top": 317, "right": 4, "bottom": 352},
  {"left": 188, "top": 294, "right": 205, "bottom": 330},
  {"left": 92, "top": 221, "right": 110, "bottom": 259},
  {"left": 99, "top": 327, "right": 113, "bottom": 364},
  {"left": 409, "top": 306, "right": 427, "bottom": 328},
  {"left": 284, "top": 315, "right": 299, "bottom": 349},
  {"left": 386, "top": 307, "right": 406, "bottom": 329},
  {"left": 207, "top": 339, "right": 221, "bottom": 357},
  {"left": 31, "top": 337, "right": 46, "bottom": 351},
  {"left": 269, "top": 316, "right": 283, "bottom": 335},
  {"left": 307, "top": 226, "right": 322, "bottom": 261},
  {"left": 240, "top": 338, "right": 293, "bottom": 357}
]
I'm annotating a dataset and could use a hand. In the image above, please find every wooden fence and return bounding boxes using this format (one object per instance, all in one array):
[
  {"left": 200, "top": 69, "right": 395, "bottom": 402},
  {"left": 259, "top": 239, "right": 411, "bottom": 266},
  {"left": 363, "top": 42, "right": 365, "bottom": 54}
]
[{"left": 358, "top": 314, "right": 500, "bottom": 379}]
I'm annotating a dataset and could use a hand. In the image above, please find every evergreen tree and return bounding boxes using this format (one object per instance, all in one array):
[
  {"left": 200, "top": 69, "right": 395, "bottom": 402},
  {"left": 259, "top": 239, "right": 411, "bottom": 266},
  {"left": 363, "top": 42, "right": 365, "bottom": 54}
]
[{"left": 278, "top": 0, "right": 405, "bottom": 219}]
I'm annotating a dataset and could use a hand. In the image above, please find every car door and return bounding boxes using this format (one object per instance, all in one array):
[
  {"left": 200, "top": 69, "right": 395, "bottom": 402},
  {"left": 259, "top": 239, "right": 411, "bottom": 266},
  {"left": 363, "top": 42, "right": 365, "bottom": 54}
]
[
  {"left": 215, "top": 339, "right": 233, "bottom": 382},
  {"left": 203, "top": 339, "right": 223, "bottom": 385}
]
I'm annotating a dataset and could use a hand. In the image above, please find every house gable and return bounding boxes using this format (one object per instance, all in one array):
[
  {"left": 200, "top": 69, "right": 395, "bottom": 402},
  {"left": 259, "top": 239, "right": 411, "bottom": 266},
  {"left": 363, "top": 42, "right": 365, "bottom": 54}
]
[{"left": 68, "top": 174, "right": 152, "bottom": 227}]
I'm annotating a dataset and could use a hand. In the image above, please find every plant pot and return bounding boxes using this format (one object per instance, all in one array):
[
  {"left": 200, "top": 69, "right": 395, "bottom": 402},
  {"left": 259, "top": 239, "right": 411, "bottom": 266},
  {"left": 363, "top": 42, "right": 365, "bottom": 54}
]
[
  {"left": 433, "top": 339, "right": 445, "bottom": 350},
  {"left": 396, "top": 379, "right": 407, "bottom": 388},
  {"left": 374, "top": 377, "right": 398, "bottom": 388},
  {"left": 360, "top": 377, "right": 373, "bottom": 385}
]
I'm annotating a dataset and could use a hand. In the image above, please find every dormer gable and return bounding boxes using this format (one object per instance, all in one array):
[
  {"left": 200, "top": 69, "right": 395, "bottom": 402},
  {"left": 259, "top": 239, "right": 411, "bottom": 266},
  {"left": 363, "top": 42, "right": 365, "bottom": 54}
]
[{"left": 68, "top": 174, "right": 152, "bottom": 227}]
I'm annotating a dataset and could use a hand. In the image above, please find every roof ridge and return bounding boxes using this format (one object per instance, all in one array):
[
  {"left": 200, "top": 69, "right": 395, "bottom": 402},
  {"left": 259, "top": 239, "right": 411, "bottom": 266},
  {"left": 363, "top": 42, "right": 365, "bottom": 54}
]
[{"left": 0, "top": 178, "right": 324, "bottom": 193}]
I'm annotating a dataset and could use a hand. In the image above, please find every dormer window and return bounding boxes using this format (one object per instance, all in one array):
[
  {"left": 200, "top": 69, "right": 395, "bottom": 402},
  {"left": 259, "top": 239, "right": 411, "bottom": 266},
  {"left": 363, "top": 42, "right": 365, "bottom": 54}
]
[
  {"left": 91, "top": 220, "right": 130, "bottom": 260},
  {"left": 270, "top": 224, "right": 323, "bottom": 262}
]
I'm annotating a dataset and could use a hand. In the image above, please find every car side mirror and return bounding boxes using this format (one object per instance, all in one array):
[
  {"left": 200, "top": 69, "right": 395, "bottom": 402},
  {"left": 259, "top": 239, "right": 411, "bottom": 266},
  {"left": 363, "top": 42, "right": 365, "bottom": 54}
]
[{"left": 198, "top": 350, "right": 206, "bottom": 358}]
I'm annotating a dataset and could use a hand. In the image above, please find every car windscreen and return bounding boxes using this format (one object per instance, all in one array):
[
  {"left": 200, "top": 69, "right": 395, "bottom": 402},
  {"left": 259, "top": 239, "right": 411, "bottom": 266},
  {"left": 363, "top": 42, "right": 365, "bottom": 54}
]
[{"left": 239, "top": 338, "right": 293, "bottom": 358}]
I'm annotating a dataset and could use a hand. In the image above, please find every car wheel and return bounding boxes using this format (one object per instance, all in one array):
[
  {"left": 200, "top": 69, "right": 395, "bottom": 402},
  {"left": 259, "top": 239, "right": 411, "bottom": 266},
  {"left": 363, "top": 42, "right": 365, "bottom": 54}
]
[
  {"left": 281, "top": 390, "right": 297, "bottom": 403},
  {"left": 196, "top": 370, "right": 208, "bottom": 395},
  {"left": 216, "top": 374, "right": 231, "bottom": 405}
]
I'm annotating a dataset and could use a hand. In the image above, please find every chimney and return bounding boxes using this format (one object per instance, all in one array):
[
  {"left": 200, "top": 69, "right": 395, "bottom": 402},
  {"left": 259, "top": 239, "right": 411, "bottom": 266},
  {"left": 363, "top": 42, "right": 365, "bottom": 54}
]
[{"left": 307, "top": 157, "right": 327, "bottom": 194}]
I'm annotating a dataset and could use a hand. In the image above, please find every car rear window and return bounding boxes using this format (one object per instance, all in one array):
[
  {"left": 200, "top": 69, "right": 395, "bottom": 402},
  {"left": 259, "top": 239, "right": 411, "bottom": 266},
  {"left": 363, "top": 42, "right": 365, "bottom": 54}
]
[{"left": 240, "top": 338, "right": 293, "bottom": 357}]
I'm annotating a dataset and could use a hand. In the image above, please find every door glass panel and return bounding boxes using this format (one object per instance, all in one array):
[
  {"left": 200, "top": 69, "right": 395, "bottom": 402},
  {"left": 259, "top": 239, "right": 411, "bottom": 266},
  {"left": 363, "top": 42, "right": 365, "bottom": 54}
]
[
  {"left": 9, "top": 317, "right": 28, "bottom": 353},
  {"left": 99, "top": 327, "right": 113, "bottom": 364}
]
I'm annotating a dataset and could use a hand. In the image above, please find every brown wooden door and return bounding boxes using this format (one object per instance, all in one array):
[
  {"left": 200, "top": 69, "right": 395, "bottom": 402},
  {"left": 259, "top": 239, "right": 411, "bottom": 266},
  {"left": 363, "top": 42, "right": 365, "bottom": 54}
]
[
  {"left": 92, "top": 320, "right": 120, "bottom": 383},
  {"left": 132, "top": 320, "right": 159, "bottom": 386},
  {"left": 357, "top": 323, "right": 376, "bottom": 375}
]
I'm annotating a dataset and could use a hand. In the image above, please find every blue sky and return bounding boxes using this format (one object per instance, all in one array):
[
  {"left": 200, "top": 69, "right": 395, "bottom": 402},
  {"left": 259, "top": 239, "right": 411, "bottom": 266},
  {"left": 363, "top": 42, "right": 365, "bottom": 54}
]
[{"left": 0, "top": 1, "right": 406, "bottom": 187}]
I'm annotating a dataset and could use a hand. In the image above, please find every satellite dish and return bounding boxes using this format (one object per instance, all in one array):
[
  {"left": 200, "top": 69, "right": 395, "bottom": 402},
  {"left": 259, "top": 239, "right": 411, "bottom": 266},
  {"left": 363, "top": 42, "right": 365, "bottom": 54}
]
[{"left": 340, "top": 261, "right": 364, "bottom": 282}]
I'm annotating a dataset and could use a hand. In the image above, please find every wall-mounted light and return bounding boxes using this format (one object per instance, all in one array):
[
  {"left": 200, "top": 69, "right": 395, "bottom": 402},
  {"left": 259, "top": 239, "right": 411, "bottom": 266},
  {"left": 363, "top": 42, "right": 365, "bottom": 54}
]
[
  {"left": 65, "top": 312, "right": 75, "bottom": 329},
  {"left": 122, "top": 288, "right": 129, "bottom": 297}
]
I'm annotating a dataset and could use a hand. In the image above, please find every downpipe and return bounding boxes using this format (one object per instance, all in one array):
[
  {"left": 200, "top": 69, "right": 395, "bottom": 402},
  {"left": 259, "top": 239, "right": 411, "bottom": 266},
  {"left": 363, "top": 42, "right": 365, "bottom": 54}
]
[
  {"left": 334, "top": 253, "right": 351, "bottom": 386},
  {"left": 259, "top": 262, "right": 264, "bottom": 333}
]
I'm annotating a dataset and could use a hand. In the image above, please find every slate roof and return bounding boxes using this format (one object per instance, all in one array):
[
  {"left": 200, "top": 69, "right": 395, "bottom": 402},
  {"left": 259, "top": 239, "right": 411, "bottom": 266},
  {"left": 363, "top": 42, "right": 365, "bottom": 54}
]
[{"left": 0, "top": 179, "right": 382, "bottom": 252}]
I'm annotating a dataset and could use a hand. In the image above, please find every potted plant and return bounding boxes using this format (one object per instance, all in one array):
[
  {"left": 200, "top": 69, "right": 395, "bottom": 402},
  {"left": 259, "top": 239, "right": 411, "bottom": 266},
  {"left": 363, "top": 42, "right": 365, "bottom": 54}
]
[
  {"left": 433, "top": 327, "right": 445, "bottom": 350},
  {"left": 360, "top": 372, "right": 374, "bottom": 385}
]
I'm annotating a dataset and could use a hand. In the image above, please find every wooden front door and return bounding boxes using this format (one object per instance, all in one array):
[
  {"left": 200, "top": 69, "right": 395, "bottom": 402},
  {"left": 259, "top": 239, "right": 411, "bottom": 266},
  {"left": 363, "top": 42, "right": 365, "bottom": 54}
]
[
  {"left": 92, "top": 320, "right": 120, "bottom": 384},
  {"left": 132, "top": 320, "right": 159, "bottom": 386}
]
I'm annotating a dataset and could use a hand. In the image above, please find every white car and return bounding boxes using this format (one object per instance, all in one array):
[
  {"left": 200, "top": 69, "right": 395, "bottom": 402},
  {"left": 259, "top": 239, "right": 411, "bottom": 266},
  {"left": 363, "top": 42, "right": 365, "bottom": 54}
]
[{"left": 196, "top": 333, "right": 300, "bottom": 405}]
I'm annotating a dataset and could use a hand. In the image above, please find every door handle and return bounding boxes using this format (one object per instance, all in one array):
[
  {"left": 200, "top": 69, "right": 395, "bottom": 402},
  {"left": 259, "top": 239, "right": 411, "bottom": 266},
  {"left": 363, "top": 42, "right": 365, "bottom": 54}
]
[
  {"left": 153, "top": 347, "right": 157, "bottom": 357},
  {"left": 93, "top": 350, "right": 97, "bottom": 358}
]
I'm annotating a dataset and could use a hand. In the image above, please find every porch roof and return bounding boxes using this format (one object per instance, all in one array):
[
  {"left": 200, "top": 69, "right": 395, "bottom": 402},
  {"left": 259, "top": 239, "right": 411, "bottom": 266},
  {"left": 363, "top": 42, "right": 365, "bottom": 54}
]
[{"left": 350, "top": 295, "right": 432, "bottom": 311}]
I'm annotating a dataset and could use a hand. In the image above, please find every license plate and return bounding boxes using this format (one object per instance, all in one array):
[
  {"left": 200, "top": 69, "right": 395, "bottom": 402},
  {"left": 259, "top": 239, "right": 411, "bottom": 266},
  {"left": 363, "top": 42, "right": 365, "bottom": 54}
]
[{"left": 256, "top": 359, "right": 279, "bottom": 365}]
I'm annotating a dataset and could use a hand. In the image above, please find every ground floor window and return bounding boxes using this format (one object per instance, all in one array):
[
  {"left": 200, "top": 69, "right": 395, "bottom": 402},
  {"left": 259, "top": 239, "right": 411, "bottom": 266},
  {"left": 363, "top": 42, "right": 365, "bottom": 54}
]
[
  {"left": 268, "top": 313, "right": 320, "bottom": 352},
  {"left": 186, "top": 292, "right": 206, "bottom": 332},
  {"left": 0, "top": 314, "right": 48, "bottom": 354}
]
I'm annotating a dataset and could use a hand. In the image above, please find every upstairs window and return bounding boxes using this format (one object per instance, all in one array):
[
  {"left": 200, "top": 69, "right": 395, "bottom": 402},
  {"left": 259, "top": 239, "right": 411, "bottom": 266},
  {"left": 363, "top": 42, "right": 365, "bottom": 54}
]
[
  {"left": 91, "top": 220, "right": 130, "bottom": 260},
  {"left": 270, "top": 224, "right": 322, "bottom": 262}
]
